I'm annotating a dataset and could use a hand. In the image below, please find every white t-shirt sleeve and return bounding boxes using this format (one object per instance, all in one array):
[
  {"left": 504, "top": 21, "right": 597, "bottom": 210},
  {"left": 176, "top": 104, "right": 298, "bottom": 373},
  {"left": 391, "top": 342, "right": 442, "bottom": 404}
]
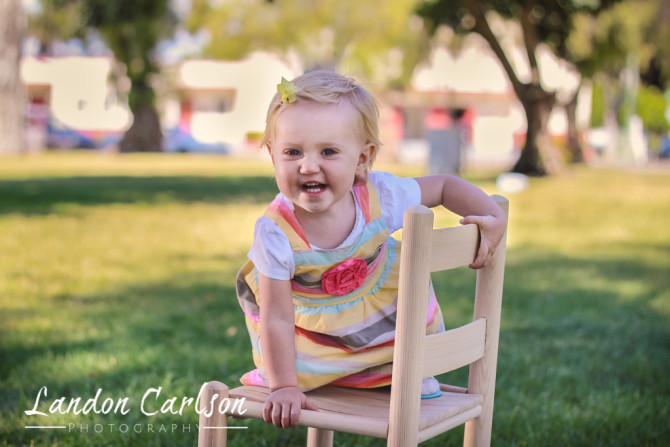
[
  {"left": 369, "top": 170, "right": 422, "bottom": 233},
  {"left": 247, "top": 216, "right": 295, "bottom": 280}
]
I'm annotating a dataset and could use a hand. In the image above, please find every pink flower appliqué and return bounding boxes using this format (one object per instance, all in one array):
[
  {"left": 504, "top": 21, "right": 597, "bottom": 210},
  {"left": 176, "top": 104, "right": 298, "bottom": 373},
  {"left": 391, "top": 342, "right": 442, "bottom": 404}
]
[{"left": 321, "top": 258, "right": 368, "bottom": 296}]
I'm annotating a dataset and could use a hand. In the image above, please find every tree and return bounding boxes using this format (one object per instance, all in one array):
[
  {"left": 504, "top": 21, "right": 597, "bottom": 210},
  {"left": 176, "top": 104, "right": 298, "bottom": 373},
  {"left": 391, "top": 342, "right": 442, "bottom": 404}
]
[
  {"left": 417, "top": 0, "right": 619, "bottom": 175},
  {"left": 28, "top": 0, "right": 176, "bottom": 152},
  {"left": 567, "top": 0, "right": 657, "bottom": 160},
  {"left": 188, "top": 0, "right": 429, "bottom": 88},
  {"left": 0, "top": 0, "right": 25, "bottom": 156},
  {"left": 639, "top": 0, "right": 670, "bottom": 90},
  {"left": 27, "top": 0, "right": 85, "bottom": 55},
  {"left": 84, "top": 0, "right": 176, "bottom": 152}
]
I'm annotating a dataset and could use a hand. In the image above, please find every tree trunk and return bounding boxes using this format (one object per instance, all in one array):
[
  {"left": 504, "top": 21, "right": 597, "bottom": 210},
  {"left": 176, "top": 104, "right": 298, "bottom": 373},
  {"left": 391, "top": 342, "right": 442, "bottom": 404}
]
[
  {"left": 0, "top": 0, "right": 25, "bottom": 156},
  {"left": 564, "top": 89, "right": 583, "bottom": 163},
  {"left": 512, "top": 84, "right": 563, "bottom": 176},
  {"left": 601, "top": 78, "right": 620, "bottom": 163},
  {"left": 463, "top": 0, "right": 563, "bottom": 176},
  {"left": 118, "top": 105, "right": 163, "bottom": 152}
]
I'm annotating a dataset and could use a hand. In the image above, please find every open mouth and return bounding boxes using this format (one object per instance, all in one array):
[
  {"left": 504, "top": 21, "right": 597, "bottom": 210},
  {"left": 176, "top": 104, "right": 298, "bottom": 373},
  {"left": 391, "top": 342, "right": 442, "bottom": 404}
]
[{"left": 301, "top": 182, "right": 326, "bottom": 193}]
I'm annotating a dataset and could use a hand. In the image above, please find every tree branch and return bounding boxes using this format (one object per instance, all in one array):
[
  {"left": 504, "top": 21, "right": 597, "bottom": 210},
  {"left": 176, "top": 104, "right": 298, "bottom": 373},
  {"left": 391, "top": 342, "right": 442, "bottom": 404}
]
[
  {"left": 521, "top": 0, "right": 540, "bottom": 84},
  {"left": 465, "top": 0, "right": 525, "bottom": 96}
]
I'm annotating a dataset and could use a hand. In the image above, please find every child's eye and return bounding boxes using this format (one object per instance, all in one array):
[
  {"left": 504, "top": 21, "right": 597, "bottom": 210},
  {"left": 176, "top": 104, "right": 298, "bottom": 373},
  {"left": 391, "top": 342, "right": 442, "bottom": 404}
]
[
  {"left": 322, "top": 148, "right": 337, "bottom": 156},
  {"left": 284, "top": 149, "right": 301, "bottom": 156}
]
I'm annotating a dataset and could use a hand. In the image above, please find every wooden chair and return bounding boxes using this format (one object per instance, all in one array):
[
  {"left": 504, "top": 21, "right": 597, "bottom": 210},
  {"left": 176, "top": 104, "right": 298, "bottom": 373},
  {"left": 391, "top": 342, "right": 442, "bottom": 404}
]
[{"left": 198, "top": 195, "right": 508, "bottom": 447}]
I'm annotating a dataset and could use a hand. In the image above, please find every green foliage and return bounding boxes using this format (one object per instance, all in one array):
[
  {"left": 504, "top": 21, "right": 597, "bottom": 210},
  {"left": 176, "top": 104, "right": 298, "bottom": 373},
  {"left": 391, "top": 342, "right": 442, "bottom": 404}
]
[
  {"left": 27, "top": 0, "right": 176, "bottom": 110},
  {"left": 84, "top": 0, "right": 176, "bottom": 109},
  {"left": 1, "top": 153, "right": 670, "bottom": 445},
  {"left": 639, "top": 0, "right": 670, "bottom": 88},
  {"left": 637, "top": 84, "right": 669, "bottom": 134},
  {"left": 27, "top": 0, "right": 87, "bottom": 53},
  {"left": 187, "top": 0, "right": 428, "bottom": 86},
  {"left": 567, "top": 0, "right": 656, "bottom": 78},
  {"left": 589, "top": 75, "right": 668, "bottom": 136},
  {"left": 590, "top": 79, "right": 605, "bottom": 128},
  {"left": 417, "top": 0, "right": 620, "bottom": 56}
]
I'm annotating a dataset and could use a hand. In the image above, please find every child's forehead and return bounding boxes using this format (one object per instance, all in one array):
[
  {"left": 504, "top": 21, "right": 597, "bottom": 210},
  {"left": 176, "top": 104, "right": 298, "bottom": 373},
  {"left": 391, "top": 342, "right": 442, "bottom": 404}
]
[
  {"left": 277, "top": 99, "right": 361, "bottom": 127},
  {"left": 291, "top": 99, "right": 354, "bottom": 114}
]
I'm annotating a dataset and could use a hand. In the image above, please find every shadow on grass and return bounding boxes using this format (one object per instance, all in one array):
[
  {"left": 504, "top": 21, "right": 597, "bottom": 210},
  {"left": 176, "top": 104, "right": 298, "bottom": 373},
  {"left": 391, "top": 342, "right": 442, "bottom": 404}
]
[
  {"left": 495, "top": 248, "right": 670, "bottom": 446},
  {"left": 0, "top": 175, "right": 279, "bottom": 216},
  {"left": 1, "top": 268, "right": 255, "bottom": 447},
  {"left": 429, "top": 245, "right": 670, "bottom": 446},
  {"left": 3, "top": 247, "right": 670, "bottom": 446}
]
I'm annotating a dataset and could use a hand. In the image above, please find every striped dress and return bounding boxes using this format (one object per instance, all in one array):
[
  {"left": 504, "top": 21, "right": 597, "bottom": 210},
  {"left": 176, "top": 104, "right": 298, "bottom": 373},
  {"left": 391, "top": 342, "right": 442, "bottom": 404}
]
[{"left": 236, "top": 179, "right": 444, "bottom": 390}]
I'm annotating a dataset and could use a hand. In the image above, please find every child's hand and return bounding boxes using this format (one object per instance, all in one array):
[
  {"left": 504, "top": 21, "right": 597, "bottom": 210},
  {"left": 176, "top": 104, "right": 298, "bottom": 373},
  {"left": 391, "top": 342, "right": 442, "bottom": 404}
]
[
  {"left": 263, "top": 386, "right": 320, "bottom": 428},
  {"left": 460, "top": 214, "right": 506, "bottom": 269}
]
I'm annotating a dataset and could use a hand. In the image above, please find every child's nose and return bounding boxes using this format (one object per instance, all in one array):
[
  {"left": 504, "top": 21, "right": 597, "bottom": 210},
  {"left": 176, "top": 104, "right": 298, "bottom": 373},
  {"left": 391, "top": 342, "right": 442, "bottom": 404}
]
[{"left": 300, "top": 157, "right": 320, "bottom": 174}]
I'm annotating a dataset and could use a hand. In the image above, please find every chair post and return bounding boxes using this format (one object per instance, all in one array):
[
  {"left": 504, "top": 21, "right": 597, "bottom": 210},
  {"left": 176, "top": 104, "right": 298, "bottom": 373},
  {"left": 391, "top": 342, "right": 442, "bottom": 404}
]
[
  {"left": 307, "top": 427, "right": 334, "bottom": 447},
  {"left": 198, "top": 381, "right": 229, "bottom": 447},
  {"left": 464, "top": 196, "right": 508, "bottom": 447},
  {"left": 388, "top": 205, "right": 434, "bottom": 447}
]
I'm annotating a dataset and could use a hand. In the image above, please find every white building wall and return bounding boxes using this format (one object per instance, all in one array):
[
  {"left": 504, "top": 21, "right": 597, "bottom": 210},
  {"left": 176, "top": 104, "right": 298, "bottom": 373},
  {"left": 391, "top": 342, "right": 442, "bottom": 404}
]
[
  {"left": 21, "top": 56, "right": 131, "bottom": 132},
  {"left": 178, "top": 52, "right": 300, "bottom": 151}
]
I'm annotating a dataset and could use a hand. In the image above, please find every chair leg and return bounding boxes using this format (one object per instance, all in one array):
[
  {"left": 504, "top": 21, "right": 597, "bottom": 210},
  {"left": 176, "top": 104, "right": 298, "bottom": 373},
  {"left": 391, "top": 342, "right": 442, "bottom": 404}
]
[
  {"left": 464, "top": 393, "right": 495, "bottom": 447},
  {"left": 198, "top": 381, "right": 229, "bottom": 447},
  {"left": 306, "top": 427, "right": 333, "bottom": 447}
]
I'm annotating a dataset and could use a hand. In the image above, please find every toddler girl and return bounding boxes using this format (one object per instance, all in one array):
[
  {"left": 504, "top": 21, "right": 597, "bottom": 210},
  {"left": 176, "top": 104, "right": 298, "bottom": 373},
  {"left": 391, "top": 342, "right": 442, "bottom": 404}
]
[{"left": 236, "top": 70, "right": 506, "bottom": 428}]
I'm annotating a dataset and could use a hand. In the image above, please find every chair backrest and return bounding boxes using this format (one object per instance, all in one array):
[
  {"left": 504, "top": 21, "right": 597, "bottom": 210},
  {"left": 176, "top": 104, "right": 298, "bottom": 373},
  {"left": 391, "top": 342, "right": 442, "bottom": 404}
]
[{"left": 388, "top": 195, "right": 508, "bottom": 446}]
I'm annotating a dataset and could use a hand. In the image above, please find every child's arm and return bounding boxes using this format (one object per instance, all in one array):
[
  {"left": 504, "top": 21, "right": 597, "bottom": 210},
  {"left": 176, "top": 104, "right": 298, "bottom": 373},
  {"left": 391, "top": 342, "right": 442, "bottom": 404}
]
[
  {"left": 258, "top": 273, "right": 319, "bottom": 428},
  {"left": 415, "top": 175, "right": 506, "bottom": 269}
]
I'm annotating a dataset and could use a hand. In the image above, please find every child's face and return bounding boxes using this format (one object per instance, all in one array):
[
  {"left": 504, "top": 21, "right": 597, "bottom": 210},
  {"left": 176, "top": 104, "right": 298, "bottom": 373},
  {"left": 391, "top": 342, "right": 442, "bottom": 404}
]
[{"left": 268, "top": 100, "right": 373, "bottom": 218}]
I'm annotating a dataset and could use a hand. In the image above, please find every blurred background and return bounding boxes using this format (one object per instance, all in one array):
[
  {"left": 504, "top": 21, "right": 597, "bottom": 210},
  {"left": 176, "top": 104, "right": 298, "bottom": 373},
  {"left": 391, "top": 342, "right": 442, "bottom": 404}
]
[
  {"left": 1, "top": 0, "right": 668, "bottom": 174},
  {"left": 1, "top": 1, "right": 669, "bottom": 446}
]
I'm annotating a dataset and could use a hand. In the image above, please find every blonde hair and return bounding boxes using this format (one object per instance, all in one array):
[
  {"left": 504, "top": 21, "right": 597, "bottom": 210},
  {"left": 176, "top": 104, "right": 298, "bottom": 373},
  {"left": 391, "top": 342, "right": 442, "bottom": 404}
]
[{"left": 261, "top": 69, "right": 382, "bottom": 166}]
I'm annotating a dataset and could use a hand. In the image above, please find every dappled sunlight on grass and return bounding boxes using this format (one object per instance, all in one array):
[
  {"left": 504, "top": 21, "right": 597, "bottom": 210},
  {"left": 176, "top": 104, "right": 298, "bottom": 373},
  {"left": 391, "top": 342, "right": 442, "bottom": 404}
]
[
  {"left": 0, "top": 175, "right": 279, "bottom": 218},
  {"left": 0, "top": 151, "right": 276, "bottom": 179},
  {"left": 1, "top": 154, "right": 669, "bottom": 445}
]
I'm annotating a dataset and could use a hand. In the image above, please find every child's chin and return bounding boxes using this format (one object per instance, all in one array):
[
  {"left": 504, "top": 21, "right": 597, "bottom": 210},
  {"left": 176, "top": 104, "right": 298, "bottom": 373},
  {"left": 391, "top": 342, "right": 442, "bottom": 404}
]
[{"left": 296, "top": 201, "right": 329, "bottom": 214}]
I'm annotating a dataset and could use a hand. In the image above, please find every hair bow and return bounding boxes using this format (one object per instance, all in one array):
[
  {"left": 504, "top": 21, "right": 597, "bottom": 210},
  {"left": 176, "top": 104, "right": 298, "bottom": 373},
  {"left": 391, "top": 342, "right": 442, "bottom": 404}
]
[{"left": 277, "top": 77, "right": 297, "bottom": 104}]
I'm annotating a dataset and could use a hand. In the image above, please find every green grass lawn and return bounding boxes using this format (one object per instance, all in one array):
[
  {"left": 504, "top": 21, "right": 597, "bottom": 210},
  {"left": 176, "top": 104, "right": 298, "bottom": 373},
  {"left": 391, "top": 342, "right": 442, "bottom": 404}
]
[{"left": 1, "top": 152, "right": 669, "bottom": 446}]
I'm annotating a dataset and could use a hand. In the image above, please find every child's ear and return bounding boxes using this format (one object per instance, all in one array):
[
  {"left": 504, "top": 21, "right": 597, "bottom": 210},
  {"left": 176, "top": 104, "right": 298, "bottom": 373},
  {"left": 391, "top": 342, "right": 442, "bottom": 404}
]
[
  {"left": 355, "top": 144, "right": 375, "bottom": 185},
  {"left": 357, "top": 143, "right": 375, "bottom": 170}
]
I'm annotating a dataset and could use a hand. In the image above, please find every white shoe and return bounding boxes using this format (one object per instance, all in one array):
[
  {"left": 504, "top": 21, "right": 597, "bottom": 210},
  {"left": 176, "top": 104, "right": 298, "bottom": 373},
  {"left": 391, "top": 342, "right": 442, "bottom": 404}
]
[{"left": 421, "top": 377, "right": 441, "bottom": 398}]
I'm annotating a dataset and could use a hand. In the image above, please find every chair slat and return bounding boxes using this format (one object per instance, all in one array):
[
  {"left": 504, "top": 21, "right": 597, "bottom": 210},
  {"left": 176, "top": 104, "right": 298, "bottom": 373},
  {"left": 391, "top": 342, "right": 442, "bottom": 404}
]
[
  {"left": 231, "top": 398, "right": 389, "bottom": 438},
  {"left": 429, "top": 224, "right": 479, "bottom": 272},
  {"left": 227, "top": 385, "right": 483, "bottom": 440},
  {"left": 416, "top": 391, "right": 482, "bottom": 431},
  {"left": 418, "top": 404, "right": 482, "bottom": 443},
  {"left": 422, "top": 318, "right": 486, "bottom": 378}
]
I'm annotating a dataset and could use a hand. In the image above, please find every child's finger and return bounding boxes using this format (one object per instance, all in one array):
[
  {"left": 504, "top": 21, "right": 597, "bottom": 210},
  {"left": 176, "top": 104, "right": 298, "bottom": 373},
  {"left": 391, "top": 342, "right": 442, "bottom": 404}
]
[
  {"left": 289, "top": 403, "right": 301, "bottom": 428},
  {"left": 272, "top": 403, "right": 282, "bottom": 427},
  {"left": 469, "top": 241, "right": 489, "bottom": 269},
  {"left": 272, "top": 406, "right": 282, "bottom": 427},
  {"left": 460, "top": 215, "right": 482, "bottom": 226},
  {"left": 281, "top": 403, "right": 294, "bottom": 428},
  {"left": 304, "top": 397, "right": 320, "bottom": 412},
  {"left": 263, "top": 400, "right": 272, "bottom": 424}
]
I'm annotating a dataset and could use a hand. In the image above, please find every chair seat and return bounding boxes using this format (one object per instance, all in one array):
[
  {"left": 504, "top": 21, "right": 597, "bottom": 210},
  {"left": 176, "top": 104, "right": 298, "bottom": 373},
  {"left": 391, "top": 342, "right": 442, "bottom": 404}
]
[{"left": 228, "top": 384, "right": 483, "bottom": 441}]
